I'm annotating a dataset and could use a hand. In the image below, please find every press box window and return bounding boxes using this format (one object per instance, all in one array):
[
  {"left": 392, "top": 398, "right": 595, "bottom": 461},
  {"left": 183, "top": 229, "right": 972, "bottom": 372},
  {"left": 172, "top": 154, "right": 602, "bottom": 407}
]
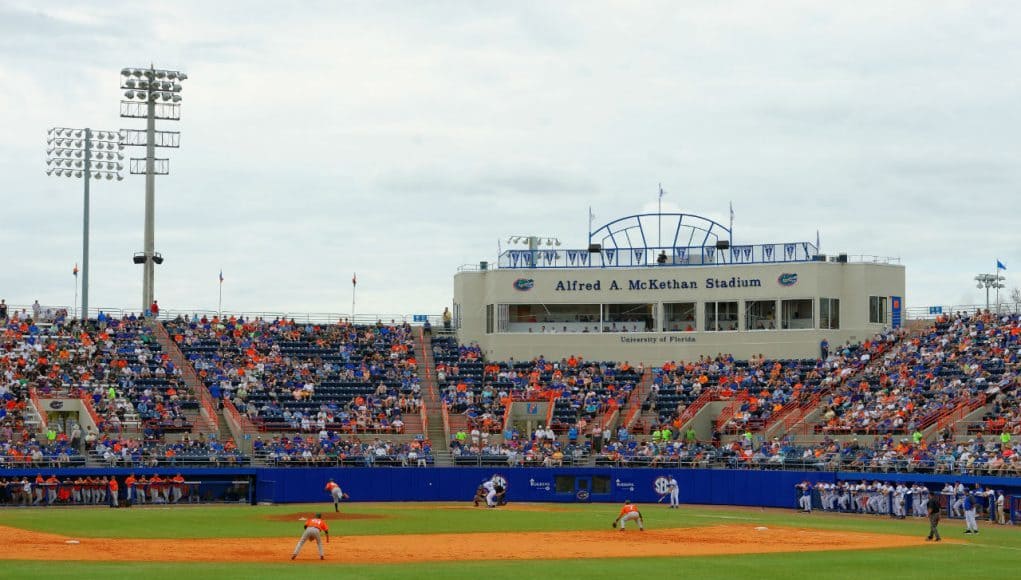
[
  {"left": 663, "top": 302, "right": 696, "bottom": 332},
  {"left": 705, "top": 301, "right": 738, "bottom": 332},
  {"left": 820, "top": 298, "right": 840, "bottom": 329},
  {"left": 602, "top": 303, "right": 654, "bottom": 333},
  {"left": 781, "top": 299, "right": 813, "bottom": 329},
  {"left": 869, "top": 296, "right": 888, "bottom": 324},
  {"left": 745, "top": 300, "right": 776, "bottom": 331},
  {"left": 485, "top": 304, "right": 494, "bottom": 334},
  {"left": 502, "top": 304, "right": 600, "bottom": 333}
]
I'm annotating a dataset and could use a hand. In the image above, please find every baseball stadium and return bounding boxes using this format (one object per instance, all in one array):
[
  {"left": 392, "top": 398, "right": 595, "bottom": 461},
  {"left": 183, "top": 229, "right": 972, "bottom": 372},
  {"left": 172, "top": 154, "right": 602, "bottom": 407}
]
[
  {"left": 4, "top": 4, "right": 1021, "bottom": 580},
  {"left": 3, "top": 206, "right": 1019, "bottom": 580}
]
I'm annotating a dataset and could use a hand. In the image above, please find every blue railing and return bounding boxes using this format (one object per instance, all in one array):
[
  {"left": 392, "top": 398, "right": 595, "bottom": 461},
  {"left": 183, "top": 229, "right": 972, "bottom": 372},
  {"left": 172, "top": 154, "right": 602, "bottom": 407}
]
[{"left": 499, "top": 242, "right": 821, "bottom": 269}]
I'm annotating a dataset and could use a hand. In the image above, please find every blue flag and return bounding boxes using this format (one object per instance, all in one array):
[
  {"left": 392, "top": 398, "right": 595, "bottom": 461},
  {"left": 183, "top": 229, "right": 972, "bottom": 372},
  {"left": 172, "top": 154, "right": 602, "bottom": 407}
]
[{"left": 997, "top": 260, "right": 1007, "bottom": 271}]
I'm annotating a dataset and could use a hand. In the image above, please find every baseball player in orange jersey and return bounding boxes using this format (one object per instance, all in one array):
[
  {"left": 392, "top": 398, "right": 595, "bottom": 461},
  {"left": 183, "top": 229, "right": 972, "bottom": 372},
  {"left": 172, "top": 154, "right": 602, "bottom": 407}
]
[
  {"left": 612, "top": 500, "right": 645, "bottom": 531},
  {"left": 291, "top": 513, "right": 330, "bottom": 560},
  {"left": 171, "top": 474, "right": 185, "bottom": 503},
  {"left": 325, "top": 479, "right": 348, "bottom": 512}
]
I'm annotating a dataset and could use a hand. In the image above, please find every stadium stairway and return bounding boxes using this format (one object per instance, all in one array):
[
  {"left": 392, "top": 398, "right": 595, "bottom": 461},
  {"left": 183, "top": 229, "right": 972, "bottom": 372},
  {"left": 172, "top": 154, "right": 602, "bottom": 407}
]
[
  {"left": 621, "top": 368, "right": 655, "bottom": 434},
  {"left": 150, "top": 319, "right": 223, "bottom": 441},
  {"left": 415, "top": 329, "right": 452, "bottom": 466}
]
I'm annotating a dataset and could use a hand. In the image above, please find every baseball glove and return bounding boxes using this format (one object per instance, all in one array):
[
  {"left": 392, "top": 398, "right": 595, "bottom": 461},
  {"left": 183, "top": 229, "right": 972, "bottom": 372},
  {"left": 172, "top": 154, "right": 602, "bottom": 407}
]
[
  {"left": 342, "top": 493, "right": 350, "bottom": 500},
  {"left": 612, "top": 522, "right": 617, "bottom": 528}
]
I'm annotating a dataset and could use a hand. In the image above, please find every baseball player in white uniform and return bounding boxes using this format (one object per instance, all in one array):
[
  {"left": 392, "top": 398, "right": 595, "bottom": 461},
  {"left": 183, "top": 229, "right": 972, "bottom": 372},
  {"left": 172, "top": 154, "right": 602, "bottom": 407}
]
[
  {"left": 918, "top": 484, "right": 935, "bottom": 516},
  {"left": 893, "top": 484, "right": 907, "bottom": 518},
  {"left": 667, "top": 475, "right": 680, "bottom": 509},
  {"left": 482, "top": 478, "right": 498, "bottom": 508},
  {"left": 837, "top": 483, "right": 851, "bottom": 512},
  {"left": 795, "top": 481, "right": 812, "bottom": 512},
  {"left": 952, "top": 482, "right": 966, "bottom": 518}
]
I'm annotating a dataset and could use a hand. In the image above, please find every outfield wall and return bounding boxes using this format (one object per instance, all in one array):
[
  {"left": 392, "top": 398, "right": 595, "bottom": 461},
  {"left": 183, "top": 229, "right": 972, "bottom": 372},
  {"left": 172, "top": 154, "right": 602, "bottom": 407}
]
[
  {"left": 251, "top": 468, "right": 1021, "bottom": 509},
  {"left": 5, "top": 467, "right": 1018, "bottom": 513}
]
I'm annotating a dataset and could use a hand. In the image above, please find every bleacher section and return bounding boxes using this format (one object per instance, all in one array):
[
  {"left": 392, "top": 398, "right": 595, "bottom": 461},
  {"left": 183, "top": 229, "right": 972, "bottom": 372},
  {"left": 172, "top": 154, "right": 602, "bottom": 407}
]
[{"left": 167, "top": 316, "right": 421, "bottom": 435}]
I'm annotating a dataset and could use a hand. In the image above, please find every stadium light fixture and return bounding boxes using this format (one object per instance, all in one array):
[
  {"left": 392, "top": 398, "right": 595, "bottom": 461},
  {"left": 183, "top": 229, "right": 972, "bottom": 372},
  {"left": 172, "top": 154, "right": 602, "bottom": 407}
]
[
  {"left": 45, "top": 126, "right": 124, "bottom": 320},
  {"left": 975, "top": 273, "right": 1006, "bottom": 312},
  {"left": 120, "top": 64, "right": 187, "bottom": 311}
]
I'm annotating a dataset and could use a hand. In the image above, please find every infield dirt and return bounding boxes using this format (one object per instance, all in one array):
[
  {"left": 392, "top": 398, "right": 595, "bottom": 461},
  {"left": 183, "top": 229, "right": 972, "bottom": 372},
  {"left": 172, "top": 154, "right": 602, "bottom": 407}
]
[{"left": 2, "top": 524, "right": 952, "bottom": 564}]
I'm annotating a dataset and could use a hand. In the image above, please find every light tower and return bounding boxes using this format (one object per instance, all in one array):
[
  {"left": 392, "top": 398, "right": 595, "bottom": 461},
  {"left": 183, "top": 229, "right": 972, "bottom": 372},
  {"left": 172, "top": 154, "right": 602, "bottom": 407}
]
[
  {"left": 45, "top": 127, "right": 124, "bottom": 320},
  {"left": 119, "top": 65, "right": 187, "bottom": 312},
  {"left": 975, "top": 273, "right": 1005, "bottom": 312}
]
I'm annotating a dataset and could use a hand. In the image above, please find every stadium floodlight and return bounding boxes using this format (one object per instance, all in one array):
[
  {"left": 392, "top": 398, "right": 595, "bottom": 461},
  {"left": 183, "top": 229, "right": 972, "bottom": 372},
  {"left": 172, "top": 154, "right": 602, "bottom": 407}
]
[
  {"left": 975, "top": 273, "right": 1007, "bottom": 312},
  {"left": 46, "top": 126, "right": 124, "bottom": 320},
  {"left": 504, "top": 235, "right": 561, "bottom": 266},
  {"left": 120, "top": 64, "right": 187, "bottom": 311}
]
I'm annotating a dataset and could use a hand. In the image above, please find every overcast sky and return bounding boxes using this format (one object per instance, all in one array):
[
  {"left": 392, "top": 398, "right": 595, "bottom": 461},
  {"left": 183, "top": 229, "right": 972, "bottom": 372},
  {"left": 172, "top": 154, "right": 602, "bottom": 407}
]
[{"left": 1, "top": 1, "right": 1019, "bottom": 318}]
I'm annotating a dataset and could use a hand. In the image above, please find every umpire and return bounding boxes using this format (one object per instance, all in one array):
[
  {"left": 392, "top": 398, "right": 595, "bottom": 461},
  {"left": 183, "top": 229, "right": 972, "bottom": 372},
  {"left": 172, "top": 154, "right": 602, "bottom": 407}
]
[{"left": 926, "top": 490, "right": 942, "bottom": 542}]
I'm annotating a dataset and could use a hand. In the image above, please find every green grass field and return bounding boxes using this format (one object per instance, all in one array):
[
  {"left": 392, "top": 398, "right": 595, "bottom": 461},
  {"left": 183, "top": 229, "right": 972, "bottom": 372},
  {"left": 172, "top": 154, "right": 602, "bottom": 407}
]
[{"left": 2, "top": 502, "right": 1019, "bottom": 580}]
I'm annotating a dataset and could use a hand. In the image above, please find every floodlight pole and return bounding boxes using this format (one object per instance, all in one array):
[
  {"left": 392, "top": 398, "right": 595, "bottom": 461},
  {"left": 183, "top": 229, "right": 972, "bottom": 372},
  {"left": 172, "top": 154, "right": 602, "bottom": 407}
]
[
  {"left": 82, "top": 128, "right": 92, "bottom": 320},
  {"left": 142, "top": 73, "right": 157, "bottom": 312},
  {"left": 47, "top": 127, "right": 121, "bottom": 320}
]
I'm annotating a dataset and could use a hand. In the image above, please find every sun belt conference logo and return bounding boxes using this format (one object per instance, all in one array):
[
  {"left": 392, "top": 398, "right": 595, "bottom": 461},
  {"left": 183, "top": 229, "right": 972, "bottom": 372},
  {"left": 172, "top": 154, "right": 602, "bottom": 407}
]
[
  {"left": 513, "top": 278, "right": 534, "bottom": 291},
  {"left": 777, "top": 273, "right": 798, "bottom": 287}
]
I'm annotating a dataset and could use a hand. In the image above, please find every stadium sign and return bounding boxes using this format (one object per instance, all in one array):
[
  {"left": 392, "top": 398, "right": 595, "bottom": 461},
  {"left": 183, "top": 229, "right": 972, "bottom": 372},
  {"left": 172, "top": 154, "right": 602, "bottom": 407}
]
[{"left": 552, "top": 276, "right": 764, "bottom": 292}]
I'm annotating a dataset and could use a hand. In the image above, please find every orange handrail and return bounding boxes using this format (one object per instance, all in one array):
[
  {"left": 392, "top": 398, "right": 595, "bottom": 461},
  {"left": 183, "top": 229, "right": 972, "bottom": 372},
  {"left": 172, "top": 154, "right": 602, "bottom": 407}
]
[{"left": 28, "top": 387, "right": 48, "bottom": 431}]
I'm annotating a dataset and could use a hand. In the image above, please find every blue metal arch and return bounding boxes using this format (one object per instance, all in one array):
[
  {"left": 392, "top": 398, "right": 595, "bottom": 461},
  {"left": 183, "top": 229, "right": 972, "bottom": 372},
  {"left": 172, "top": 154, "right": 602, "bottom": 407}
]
[{"left": 589, "top": 213, "right": 731, "bottom": 251}]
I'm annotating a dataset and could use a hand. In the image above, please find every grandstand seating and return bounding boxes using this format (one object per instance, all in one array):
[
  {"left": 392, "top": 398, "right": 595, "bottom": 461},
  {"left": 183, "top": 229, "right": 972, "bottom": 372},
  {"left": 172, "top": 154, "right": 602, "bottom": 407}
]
[
  {"left": 166, "top": 316, "right": 421, "bottom": 434},
  {"left": 2, "top": 314, "right": 195, "bottom": 440},
  {"left": 815, "top": 315, "right": 1008, "bottom": 435},
  {"left": 432, "top": 336, "right": 641, "bottom": 436},
  {"left": 643, "top": 356, "right": 827, "bottom": 434}
]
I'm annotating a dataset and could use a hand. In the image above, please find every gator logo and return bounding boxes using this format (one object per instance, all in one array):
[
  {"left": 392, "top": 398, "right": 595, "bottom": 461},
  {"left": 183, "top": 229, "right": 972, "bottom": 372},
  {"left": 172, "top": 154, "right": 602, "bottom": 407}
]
[
  {"left": 777, "top": 273, "right": 798, "bottom": 287},
  {"left": 513, "top": 278, "right": 534, "bottom": 291}
]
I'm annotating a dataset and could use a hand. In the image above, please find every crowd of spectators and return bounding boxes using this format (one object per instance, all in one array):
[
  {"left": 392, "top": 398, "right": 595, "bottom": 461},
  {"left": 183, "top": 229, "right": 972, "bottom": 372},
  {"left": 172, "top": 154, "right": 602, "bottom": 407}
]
[
  {"left": 167, "top": 315, "right": 421, "bottom": 434},
  {"left": 252, "top": 432, "right": 432, "bottom": 466},
  {"left": 812, "top": 314, "right": 1018, "bottom": 435},
  {"left": 450, "top": 424, "right": 588, "bottom": 466},
  {"left": 2, "top": 311, "right": 195, "bottom": 437},
  {"left": 87, "top": 433, "right": 247, "bottom": 467},
  {"left": 433, "top": 337, "right": 642, "bottom": 435},
  {"left": 644, "top": 355, "right": 823, "bottom": 435}
]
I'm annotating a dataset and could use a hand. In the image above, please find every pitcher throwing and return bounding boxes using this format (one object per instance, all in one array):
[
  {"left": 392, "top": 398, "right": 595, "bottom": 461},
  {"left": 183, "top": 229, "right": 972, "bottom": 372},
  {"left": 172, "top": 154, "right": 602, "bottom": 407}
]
[{"left": 325, "top": 479, "right": 348, "bottom": 512}]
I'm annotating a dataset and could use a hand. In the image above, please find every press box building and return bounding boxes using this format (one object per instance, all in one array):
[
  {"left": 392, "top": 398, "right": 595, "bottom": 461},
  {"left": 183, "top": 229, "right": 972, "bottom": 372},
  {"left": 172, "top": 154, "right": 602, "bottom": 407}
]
[{"left": 453, "top": 212, "right": 904, "bottom": 363}]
